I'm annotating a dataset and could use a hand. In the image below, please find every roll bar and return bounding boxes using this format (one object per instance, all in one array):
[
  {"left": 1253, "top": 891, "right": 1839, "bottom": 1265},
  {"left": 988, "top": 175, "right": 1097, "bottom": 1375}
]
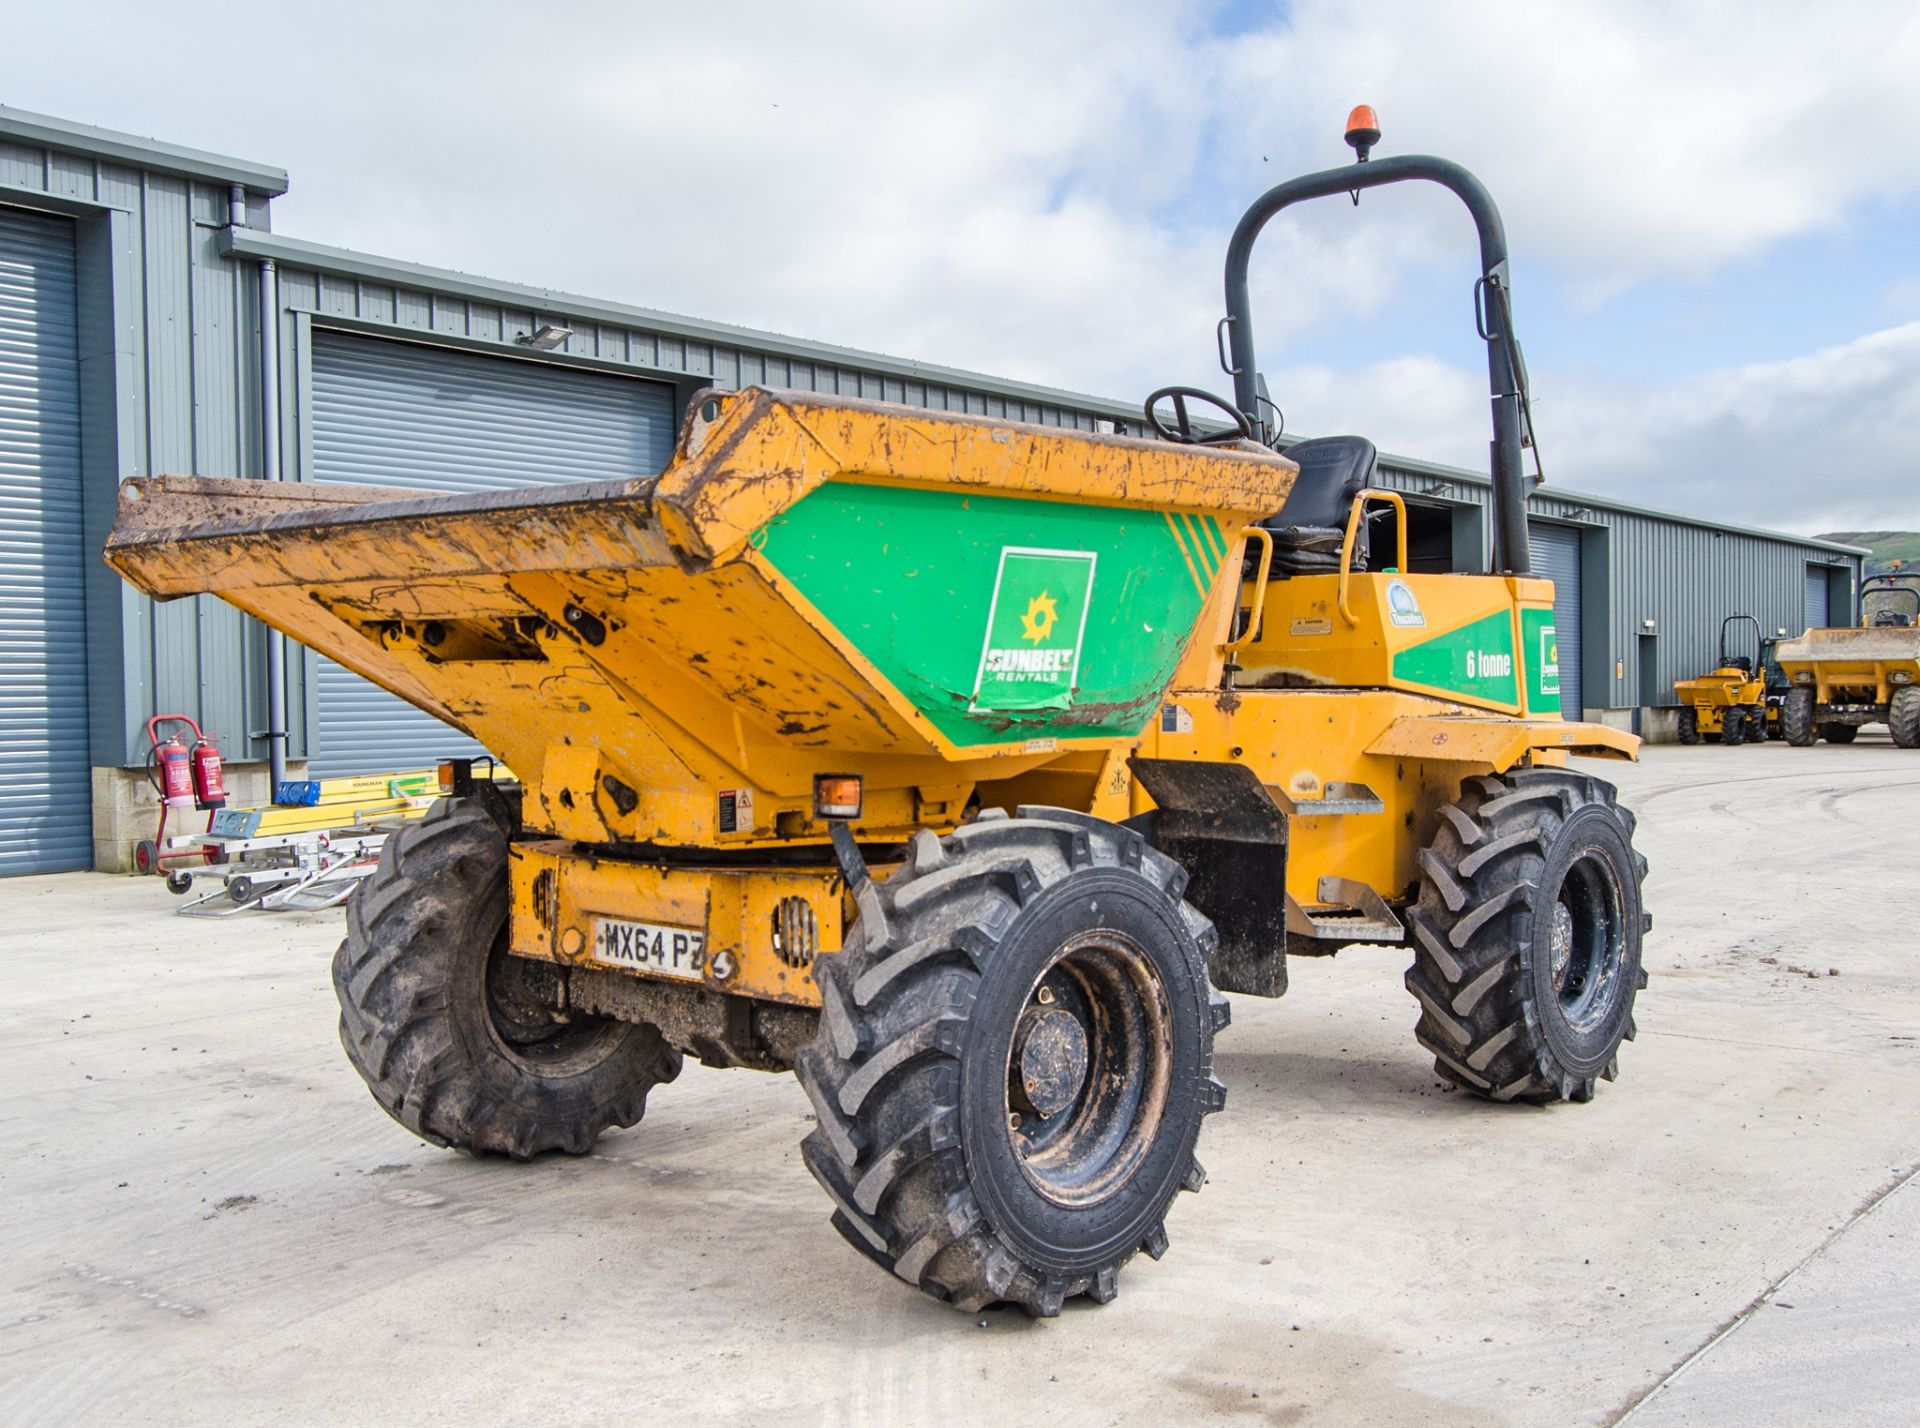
[
  {"left": 1222, "top": 146, "right": 1533, "bottom": 575},
  {"left": 1719, "top": 614, "right": 1762, "bottom": 670}
]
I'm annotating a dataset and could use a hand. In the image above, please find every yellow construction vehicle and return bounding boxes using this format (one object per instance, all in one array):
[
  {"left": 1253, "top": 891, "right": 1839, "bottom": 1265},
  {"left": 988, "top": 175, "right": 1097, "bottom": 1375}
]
[
  {"left": 1672, "top": 614, "right": 1768, "bottom": 745},
  {"left": 1775, "top": 574, "right": 1920, "bottom": 747},
  {"left": 105, "top": 112, "right": 1650, "bottom": 1318}
]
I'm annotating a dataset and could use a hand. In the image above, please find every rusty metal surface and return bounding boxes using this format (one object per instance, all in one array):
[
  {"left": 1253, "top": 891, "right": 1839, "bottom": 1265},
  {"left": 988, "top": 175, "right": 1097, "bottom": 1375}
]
[
  {"left": 557, "top": 961, "right": 819, "bottom": 1070},
  {"left": 1364, "top": 713, "right": 1638, "bottom": 764}
]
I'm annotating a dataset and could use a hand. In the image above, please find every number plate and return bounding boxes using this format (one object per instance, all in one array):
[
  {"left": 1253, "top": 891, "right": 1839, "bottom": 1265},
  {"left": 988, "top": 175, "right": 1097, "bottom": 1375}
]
[{"left": 592, "top": 917, "right": 708, "bottom": 980}]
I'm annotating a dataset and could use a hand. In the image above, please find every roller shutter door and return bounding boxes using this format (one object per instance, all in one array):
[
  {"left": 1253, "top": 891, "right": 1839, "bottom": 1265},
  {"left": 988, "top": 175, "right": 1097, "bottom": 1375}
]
[
  {"left": 1804, "top": 565, "right": 1830, "bottom": 631},
  {"left": 1529, "top": 522, "right": 1584, "bottom": 718},
  {"left": 0, "top": 207, "right": 90, "bottom": 874},
  {"left": 308, "top": 332, "right": 677, "bottom": 776}
]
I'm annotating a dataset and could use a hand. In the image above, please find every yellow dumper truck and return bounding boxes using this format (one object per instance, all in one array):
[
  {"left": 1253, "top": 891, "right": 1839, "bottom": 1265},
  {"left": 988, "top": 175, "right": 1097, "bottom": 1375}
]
[
  {"left": 1775, "top": 575, "right": 1920, "bottom": 747},
  {"left": 106, "top": 115, "right": 1650, "bottom": 1317},
  {"left": 1672, "top": 614, "right": 1768, "bottom": 745}
]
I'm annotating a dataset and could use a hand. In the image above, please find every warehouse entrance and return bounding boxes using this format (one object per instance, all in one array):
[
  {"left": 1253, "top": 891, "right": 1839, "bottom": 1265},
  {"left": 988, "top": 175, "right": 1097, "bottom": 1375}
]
[
  {"left": 0, "top": 206, "right": 91, "bottom": 874},
  {"left": 306, "top": 332, "right": 678, "bottom": 775}
]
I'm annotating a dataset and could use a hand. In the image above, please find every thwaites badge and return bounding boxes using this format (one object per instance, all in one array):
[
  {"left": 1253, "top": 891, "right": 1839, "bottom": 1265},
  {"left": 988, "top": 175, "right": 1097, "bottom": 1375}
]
[{"left": 718, "top": 787, "right": 755, "bottom": 833}]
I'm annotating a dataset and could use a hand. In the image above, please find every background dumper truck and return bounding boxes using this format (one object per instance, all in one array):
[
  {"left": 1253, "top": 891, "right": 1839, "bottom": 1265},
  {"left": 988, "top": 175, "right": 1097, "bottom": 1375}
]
[
  {"left": 1775, "top": 574, "right": 1920, "bottom": 747},
  {"left": 105, "top": 115, "right": 1651, "bottom": 1318}
]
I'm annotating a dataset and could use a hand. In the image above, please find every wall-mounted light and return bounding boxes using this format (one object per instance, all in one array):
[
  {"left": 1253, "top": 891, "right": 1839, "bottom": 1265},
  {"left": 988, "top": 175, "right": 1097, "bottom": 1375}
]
[
  {"left": 1422, "top": 478, "right": 1455, "bottom": 496},
  {"left": 1641, "top": 618, "right": 1657, "bottom": 630},
  {"left": 517, "top": 324, "right": 573, "bottom": 351}
]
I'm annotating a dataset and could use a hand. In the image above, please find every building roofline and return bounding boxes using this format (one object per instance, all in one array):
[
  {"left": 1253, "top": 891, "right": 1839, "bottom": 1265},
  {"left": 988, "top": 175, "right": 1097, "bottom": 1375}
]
[
  {"left": 222, "top": 228, "right": 1146, "bottom": 419},
  {"left": 221, "top": 221, "right": 1864, "bottom": 564},
  {"left": 1367, "top": 447, "right": 1869, "bottom": 559},
  {"left": 0, "top": 106, "right": 289, "bottom": 195}
]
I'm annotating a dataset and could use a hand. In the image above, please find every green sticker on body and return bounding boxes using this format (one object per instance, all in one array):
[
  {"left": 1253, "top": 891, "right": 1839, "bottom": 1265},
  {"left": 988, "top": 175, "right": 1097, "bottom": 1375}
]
[
  {"left": 754, "top": 482, "right": 1211, "bottom": 746},
  {"left": 1524, "top": 607, "right": 1562, "bottom": 712},
  {"left": 972, "top": 548, "right": 1097, "bottom": 712},
  {"left": 1391, "top": 610, "right": 1520, "bottom": 707}
]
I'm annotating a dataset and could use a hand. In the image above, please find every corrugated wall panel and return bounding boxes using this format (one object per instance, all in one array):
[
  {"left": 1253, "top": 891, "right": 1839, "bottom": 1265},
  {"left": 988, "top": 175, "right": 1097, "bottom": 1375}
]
[
  {"left": 0, "top": 205, "right": 91, "bottom": 873},
  {"left": 305, "top": 330, "right": 678, "bottom": 776},
  {"left": 1805, "top": 566, "right": 1830, "bottom": 630}
]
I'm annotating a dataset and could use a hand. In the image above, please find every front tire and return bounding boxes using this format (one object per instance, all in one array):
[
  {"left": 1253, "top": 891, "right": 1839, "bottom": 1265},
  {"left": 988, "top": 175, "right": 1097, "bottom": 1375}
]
[
  {"left": 1405, "top": 770, "right": 1649, "bottom": 1103},
  {"left": 1820, "top": 723, "right": 1858, "bottom": 745},
  {"left": 333, "top": 797, "right": 680, "bottom": 1159},
  {"left": 795, "top": 808, "right": 1226, "bottom": 1317},
  {"left": 1722, "top": 709, "right": 1746, "bottom": 746},
  {"left": 1783, "top": 687, "right": 1816, "bottom": 745},
  {"left": 1675, "top": 707, "right": 1700, "bottom": 745},
  {"left": 1892, "top": 686, "right": 1920, "bottom": 749}
]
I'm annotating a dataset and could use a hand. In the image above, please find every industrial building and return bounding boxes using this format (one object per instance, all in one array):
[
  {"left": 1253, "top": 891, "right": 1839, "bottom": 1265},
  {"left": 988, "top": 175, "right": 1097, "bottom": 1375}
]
[{"left": 0, "top": 106, "right": 1864, "bottom": 875}]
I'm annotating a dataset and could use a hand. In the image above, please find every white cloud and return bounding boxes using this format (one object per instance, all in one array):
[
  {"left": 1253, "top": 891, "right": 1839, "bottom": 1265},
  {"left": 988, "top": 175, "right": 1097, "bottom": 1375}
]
[
  {"left": 1296, "top": 324, "right": 1920, "bottom": 533},
  {"left": 1556, "top": 321, "right": 1920, "bottom": 531},
  {"left": 1217, "top": 0, "right": 1920, "bottom": 293},
  {"left": 9, "top": 1, "right": 1920, "bottom": 532}
]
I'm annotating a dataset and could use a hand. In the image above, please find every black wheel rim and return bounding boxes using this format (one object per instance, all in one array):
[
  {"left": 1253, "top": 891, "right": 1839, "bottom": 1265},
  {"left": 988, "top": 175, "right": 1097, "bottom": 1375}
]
[
  {"left": 483, "top": 936, "right": 624, "bottom": 1073},
  {"left": 1003, "top": 930, "right": 1173, "bottom": 1208},
  {"left": 1549, "top": 849, "right": 1626, "bottom": 1033}
]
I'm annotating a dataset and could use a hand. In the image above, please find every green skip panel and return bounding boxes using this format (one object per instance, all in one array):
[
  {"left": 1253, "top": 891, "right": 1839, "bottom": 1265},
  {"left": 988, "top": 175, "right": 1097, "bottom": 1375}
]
[
  {"left": 1391, "top": 610, "right": 1521, "bottom": 708},
  {"left": 755, "top": 482, "right": 1218, "bottom": 747}
]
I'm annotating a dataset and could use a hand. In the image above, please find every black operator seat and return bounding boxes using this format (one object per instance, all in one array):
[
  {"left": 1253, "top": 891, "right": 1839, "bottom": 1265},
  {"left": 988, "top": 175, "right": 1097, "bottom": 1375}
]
[{"left": 1258, "top": 435, "right": 1378, "bottom": 575}]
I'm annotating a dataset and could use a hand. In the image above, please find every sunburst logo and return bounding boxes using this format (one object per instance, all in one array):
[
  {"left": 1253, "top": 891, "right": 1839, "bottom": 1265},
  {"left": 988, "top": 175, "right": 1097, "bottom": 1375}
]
[
  {"left": 1019, "top": 592, "right": 1059, "bottom": 644},
  {"left": 974, "top": 548, "right": 1097, "bottom": 712}
]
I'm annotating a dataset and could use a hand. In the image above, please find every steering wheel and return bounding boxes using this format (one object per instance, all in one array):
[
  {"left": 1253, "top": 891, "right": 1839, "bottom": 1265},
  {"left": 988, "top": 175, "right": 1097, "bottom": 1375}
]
[{"left": 1144, "top": 386, "right": 1253, "bottom": 446}]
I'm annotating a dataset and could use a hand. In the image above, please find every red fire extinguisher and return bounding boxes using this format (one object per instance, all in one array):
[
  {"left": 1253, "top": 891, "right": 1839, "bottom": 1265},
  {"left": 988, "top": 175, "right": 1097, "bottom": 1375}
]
[
  {"left": 155, "top": 732, "right": 196, "bottom": 808},
  {"left": 189, "top": 732, "right": 228, "bottom": 810},
  {"left": 137, "top": 714, "right": 226, "bottom": 884}
]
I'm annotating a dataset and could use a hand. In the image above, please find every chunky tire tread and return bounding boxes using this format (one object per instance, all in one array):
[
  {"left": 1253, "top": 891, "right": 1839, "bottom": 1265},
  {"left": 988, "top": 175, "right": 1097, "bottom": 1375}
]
[
  {"left": 1892, "top": 686, "right": 1920, "bottom": 750},
  {"left": 332, "top": 798, "right": 679, "bottom": 1160},
  {"left": 1405, "top": 769, "right": 1648, "bottom": 1105},
  {"left": 795, "top": 808, "right": 1221, "bottom": 1317},
  {"left": 1783, "top": 686, "right": 1816, "bottom": 746}
]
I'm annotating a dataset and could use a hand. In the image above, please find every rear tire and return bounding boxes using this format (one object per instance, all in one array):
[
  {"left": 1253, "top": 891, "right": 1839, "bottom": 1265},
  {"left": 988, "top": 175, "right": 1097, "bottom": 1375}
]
[
  {"left": 795, "top": 808, "right": 1226, "bottom": 1317},
  {"left": 1405, "top": 769, "right": 1649, "bottom": 1103},
  {"left": 1892, "top": 686, "right": 1920, "bottom": 749},
  {"left": 1675, "top": 708, "right": 1700, "bottom": 745},
  {"left": 333, "top": 797, "right": 680, "bottom": 1159},
  {"left": 1820, "top": 723, "right": 1858, "bottom": 745},
  {"left": 1783, "top": 687, "right": 1816, "bottom": 746}
]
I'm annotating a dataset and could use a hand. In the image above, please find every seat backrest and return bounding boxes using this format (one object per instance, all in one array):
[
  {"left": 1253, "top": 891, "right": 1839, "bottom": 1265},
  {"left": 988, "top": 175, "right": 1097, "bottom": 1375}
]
[{"left": 1258, "top": 436, "right": 1378, "bottom": 576}]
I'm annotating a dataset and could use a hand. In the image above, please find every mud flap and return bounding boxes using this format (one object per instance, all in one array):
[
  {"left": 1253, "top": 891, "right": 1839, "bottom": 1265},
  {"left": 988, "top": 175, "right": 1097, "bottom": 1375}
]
[{"left": 1126, "top": 759, "right": 1290, "bottom": 998}]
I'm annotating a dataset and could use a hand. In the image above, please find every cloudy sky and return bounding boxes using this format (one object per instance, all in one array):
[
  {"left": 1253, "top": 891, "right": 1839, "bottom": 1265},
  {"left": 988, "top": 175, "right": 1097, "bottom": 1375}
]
[{"left": 10, "top": 1, "right": 1920, "bottom": 533}]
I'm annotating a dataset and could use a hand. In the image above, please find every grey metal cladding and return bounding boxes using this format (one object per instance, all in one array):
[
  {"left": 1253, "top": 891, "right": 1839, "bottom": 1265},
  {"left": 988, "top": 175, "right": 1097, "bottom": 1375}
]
[
  {"left": 230, "top": 229, "right": 1122, "bottom": 437},
  {"left": 0, "top": 206, "right": 92, "bottom": 873},
  {"left": 0, "top": 105, "right": 288, "bottom": 196}
]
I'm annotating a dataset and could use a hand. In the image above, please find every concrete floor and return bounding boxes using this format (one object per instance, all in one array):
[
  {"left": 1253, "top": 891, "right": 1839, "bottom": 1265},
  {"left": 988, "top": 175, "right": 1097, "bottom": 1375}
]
[{"left": 3, "top": 741, "right": 1917, "bottom": 1426}]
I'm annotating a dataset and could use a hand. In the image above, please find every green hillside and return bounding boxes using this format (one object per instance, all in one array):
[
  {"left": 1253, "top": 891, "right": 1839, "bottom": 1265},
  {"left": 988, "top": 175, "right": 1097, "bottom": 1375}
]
[{"left": 1816, "top": 530, "right": 1920, "bottom": 579}]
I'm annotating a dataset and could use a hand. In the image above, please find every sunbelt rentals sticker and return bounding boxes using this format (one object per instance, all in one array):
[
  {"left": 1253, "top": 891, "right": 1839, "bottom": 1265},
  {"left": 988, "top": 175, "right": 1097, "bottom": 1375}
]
[{"left": 971, "top": 547, "right": 1097, "bottom": 712}]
